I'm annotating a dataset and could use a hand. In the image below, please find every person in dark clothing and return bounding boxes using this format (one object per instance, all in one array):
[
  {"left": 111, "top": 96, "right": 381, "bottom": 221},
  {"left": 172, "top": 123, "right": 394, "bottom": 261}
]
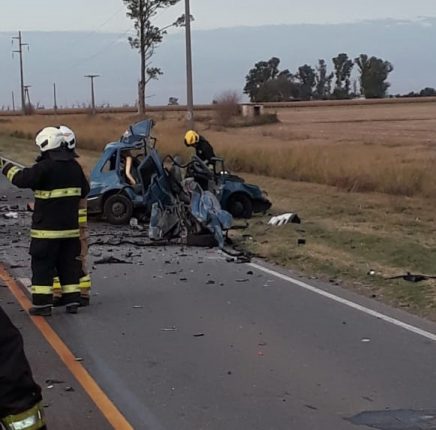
[
  {"left": 184, "top": 130, "right": 216, "bottom": 164},
  {"left": 0, "top": 306, "right": 46, "bottom": 430},
  {"left": 1, "top": 126, "right": 90, "bottom": 316},
  {"left": 51, "top": 125, "right": 92, "bottom": 307}
]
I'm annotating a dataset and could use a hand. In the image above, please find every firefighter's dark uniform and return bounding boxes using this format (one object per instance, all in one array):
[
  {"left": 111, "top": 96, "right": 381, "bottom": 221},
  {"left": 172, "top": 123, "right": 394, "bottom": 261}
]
[
  {"left": 52, "top": 200, "right": 91, "bottom": 306},
  {"left": 2, "top": 150, "right": 90, "bottom": 309},
  {"left": 0, "top": 306, "right": 46, "bottom": 430},
  {"left": 195, "top": 136, "right": 216, "bottom": 164}
]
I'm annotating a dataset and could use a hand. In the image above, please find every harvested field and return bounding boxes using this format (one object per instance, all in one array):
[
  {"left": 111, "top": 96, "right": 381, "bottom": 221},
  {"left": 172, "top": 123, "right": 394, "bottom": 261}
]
[{"left": 1, "top": 101, "right": 436, "bottom": 197}]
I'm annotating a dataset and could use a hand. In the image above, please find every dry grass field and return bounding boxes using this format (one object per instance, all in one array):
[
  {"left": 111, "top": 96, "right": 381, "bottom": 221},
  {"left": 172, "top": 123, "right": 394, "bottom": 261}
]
[
  {"left": 1, "top": 102, "right": 436, "bottom": 197},
  {"left": 1, "top": 101, "right": 436, "bottom": 319}
]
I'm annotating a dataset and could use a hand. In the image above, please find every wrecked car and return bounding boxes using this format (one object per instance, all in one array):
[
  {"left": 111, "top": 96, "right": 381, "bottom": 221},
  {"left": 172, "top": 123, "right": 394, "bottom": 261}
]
[{"left": 87, "top": 119, "right": 271, "bottom": 224}]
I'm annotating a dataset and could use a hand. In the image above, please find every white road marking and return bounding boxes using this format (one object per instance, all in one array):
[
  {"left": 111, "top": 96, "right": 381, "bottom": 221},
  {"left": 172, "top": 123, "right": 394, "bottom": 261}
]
[{"left": 249, "top": 262, "right": 436, "bottom": 343}]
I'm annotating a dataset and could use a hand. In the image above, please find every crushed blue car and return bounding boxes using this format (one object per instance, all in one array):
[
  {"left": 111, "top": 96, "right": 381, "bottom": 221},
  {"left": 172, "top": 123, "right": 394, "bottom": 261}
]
[{"left": 87, "top": 119, "right": 271, "bottom": 225}]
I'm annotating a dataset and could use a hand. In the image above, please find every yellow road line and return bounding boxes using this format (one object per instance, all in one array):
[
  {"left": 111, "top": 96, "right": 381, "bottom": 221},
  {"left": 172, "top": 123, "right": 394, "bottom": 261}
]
[{"left": 0, "top": 264, "right": 134, "bottom": 430}]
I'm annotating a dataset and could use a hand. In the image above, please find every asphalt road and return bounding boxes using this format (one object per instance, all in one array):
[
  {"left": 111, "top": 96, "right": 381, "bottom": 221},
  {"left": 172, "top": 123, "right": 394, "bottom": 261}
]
[{"left": 1, "top": 174, "right": 436, "bottom": 430}]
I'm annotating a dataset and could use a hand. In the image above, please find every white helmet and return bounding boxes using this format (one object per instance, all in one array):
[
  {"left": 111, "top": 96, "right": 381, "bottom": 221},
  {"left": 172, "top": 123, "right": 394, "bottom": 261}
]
[
  {"left": 58, "top": 125, "right": 76, "bottom": 150},
  {"left": 35, "top": 127, "right": 66, "bottom": 152}
]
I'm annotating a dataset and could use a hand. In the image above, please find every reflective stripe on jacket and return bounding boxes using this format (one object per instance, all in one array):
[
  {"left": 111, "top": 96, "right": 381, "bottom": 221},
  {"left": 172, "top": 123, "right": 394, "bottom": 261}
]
[{"left": 2, "top": 152, "right": 90, "bottom": 235}]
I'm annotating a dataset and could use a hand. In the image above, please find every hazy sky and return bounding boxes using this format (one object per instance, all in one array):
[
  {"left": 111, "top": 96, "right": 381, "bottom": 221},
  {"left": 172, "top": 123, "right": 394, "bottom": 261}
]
[{"left": 2, "top": 0, "right": 436, "bottom": 32}]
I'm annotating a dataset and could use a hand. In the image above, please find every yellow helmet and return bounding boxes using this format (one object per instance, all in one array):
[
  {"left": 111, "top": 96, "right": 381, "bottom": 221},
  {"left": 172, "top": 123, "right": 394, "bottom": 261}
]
[{"left": 184, "top": 130, "right": 200, "bottom": 146}]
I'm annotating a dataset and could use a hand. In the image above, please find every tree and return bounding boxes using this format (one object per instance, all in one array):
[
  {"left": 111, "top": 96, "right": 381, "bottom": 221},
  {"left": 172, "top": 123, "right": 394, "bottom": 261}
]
[
  {"left": 295, "top": 64, "right": 316, "bottom": 100},
  {"left": 332, "top": 53, "right": 354, "bottom": 99},
  {"left": 420, "top": 87, "right": 436, "bottom": 97},
  {"left": 255, "top": 73, "right": 297, "bottom": 102},
  {"left": 124, "top": 0, "right": 181, "bottom": 114},
  {"left": 314, "top": 59, "right": 334, "bottom": 100},
  {"left": 243, "top": 57, "right": 282, "bottom": 102},
  {"left": 355, "top": 54, "right": 393, "bottom": 98}
]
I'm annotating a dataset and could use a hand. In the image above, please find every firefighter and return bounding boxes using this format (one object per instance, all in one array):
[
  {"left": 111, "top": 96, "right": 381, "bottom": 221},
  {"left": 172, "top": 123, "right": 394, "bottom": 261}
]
[
  {"left": 52, "top": 126, "right": 92, "bottom": 307},
  {"left": 2, "top": 126, "right": 90, "bottom": 316},
  {"left": 0, "top": 306, "right": 47, "bottom": 430},
  {"left": 184, "top": 130, "right": 216, "bottom": 164}
]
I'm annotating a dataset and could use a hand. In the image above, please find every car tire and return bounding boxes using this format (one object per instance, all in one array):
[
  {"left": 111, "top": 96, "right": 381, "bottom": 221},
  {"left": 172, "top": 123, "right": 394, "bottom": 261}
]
[
  {"left": 226, "top": 193, "right": 253, "bottom": 219},
  {"left": 103, "top": 194, "right": 133, "bottom": 225}
]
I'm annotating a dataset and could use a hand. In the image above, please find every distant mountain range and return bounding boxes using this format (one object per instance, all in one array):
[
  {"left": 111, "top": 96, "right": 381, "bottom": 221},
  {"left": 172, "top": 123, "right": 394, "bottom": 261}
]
[{"left": 1, "top": 18, "right": 435, "bottom": 108}]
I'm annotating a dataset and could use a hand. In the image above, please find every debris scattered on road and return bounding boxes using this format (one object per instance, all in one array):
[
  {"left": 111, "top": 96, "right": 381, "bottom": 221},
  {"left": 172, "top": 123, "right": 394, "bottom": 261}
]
[
  {"left": 64, "top": 386, "right": 75, "bottom": 392},
  {"left": 132, "top": 305, "right": 143, "bottom": 309},
  {"left": 94, "top": 256, "right": 132, "bottom": 265},
  {"left": 161, "top": 327, "right": 177, "bottom": 332},
  {"left": 247, "top": 271, "right": 254, "bottom": 275},
  {"left": 268, "top": 213, "right": 301, "bottom": 226},
  {"left": 367, "top": 270, "right": 376, "bottom": 276},
  {"left": 225, "top": 254, "right": 252, "bottom": 264},
  {"left": 3, "top": 212, "right": 18, "bottom": 219},
  {"left": 129, "top": 217, "right": 143, "bottom": 230},
  {"left": 305, "top": 404, "right": 318, "bottom": 411},
  {"left": 236, "top": 278, "right": 249, "bottom": 283},
  {"left": 361, "top": 338, "right": 371, "bottom": 343},
  {"left": 0, "top": 195, "right": 7, "bottom": 202},
  {"left": 45, "top": 379, "right": 64, "bottom": 385},
  {"left": 74, "top": 357, "right": 83, "bottom": 362},
  {"left": 193, "top": 333, "right": 205, "bottom": 337},
  {"left": 297, "top": 238, "right": 306, "bottom": 245}
]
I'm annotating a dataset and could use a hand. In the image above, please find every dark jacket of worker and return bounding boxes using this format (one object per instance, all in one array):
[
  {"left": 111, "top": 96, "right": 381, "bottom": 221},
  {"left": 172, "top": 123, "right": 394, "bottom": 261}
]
[
  {"left": 3, "top": 150, "right": 90, "bottom": 238},
  {"left": 195, "top": 136, "right": 216, "bottom": 163},
  {"left": 0, "top": 306, "right": 46, "bottom": 429}
]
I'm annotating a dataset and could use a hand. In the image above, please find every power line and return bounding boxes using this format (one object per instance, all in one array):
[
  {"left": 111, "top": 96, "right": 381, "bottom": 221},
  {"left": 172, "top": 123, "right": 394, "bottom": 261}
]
[
  {"left": 66, "top": 5, "right": 126, "bottom": 47},
  {"left": 68, "top": 27, "right": 133, "bottom": 70}
]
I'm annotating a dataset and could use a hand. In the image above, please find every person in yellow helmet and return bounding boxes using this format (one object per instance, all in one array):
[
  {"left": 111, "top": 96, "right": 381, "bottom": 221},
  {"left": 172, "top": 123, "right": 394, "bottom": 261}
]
[{"left": 184, "top": 130, "right": 216, "bottom": 164}]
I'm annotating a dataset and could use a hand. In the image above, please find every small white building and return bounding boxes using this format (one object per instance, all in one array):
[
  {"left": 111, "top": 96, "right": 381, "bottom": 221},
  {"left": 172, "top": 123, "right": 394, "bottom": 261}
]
[{"left": 241, "top": 103, "right": 265, "bottom": 117}]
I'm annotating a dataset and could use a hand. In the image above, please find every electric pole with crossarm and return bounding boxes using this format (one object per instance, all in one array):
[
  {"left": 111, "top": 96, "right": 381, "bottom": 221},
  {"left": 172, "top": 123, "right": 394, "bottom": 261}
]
[
  {"left": 84, "top": 74, "right": 100, "bottom": 115},
  {"left": 12, "top": 31, "right": 29, "bottom": 115}
]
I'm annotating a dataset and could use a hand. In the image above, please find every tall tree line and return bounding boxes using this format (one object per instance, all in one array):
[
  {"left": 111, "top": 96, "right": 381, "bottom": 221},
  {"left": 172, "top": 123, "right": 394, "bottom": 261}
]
[{"left": 244, "top": 54, "right": 394, "bottom": 102}]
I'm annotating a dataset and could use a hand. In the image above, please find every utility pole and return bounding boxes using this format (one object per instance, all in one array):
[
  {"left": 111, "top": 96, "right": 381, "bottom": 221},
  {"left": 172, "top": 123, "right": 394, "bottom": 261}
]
[
  {"left": 11, "top": 91, "right": 15, "bottom": 112},
  {"left": 84, "top": 74, "right": 100, "bottom": 115},
  {"left": 12, "top": 31, "right": 29, "bottom": 115},
  {"left": 24, "top": 85, "right": 32, "bottom": 112},
  {"left": 53, "top": 83, "right": 58, "bottom": 113},
  {"left": 184, "top": 0, "right": 194, "bottom": 129}
]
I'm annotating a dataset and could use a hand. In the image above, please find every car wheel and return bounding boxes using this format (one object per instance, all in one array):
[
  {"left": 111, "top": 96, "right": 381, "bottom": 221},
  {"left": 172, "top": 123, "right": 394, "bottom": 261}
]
[
  {"left": 227, "top": 193, "right": 253, "bottom": 219},
  {"left": 103, "top": 194, "right": 133, "bottom": 225}
]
